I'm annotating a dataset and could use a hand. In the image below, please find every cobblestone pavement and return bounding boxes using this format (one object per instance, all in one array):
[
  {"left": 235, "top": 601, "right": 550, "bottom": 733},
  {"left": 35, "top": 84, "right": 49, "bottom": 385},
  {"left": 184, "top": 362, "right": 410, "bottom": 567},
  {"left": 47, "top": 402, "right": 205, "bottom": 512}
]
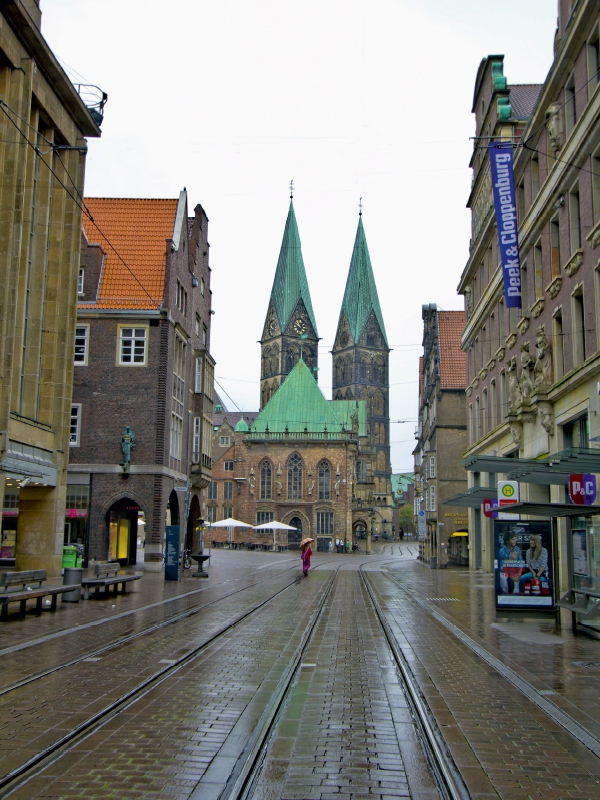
[{"left": 252, "top": 570, "right": 437, "bottom": 800}]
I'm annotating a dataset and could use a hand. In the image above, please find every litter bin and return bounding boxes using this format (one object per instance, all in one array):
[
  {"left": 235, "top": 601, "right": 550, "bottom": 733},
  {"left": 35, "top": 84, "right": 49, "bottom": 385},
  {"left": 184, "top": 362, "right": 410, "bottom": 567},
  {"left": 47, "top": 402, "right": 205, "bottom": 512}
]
[
  {"left": 62, "top": 567, "right": 83, "bottom": 602},
  {"left": 74, "top": 543, "right": 84, "bottom": 568},
  {"left": 62, "top": 545, "right": 77, "bottom": 569},
  {"left": 430, "top": 556, "right": 438, "bottom": 569}
]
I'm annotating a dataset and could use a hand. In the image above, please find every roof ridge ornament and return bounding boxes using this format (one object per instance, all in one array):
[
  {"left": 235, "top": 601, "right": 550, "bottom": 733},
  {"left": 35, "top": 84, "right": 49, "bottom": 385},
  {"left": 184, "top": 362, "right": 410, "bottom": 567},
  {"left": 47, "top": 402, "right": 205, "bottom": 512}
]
[
  {"left": 289, "top": 179, "right": 294, "bottom": 199},
  {"left": 358, "top": 196, "right": 363, "bottom": 217}
]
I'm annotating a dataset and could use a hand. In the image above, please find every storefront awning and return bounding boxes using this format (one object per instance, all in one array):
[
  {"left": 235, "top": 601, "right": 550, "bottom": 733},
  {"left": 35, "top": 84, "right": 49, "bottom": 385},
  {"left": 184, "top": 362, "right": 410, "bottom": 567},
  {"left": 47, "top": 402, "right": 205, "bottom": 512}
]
[
  {"left": 444, "top": 486, "right": 497, "bottom": 508},
  {"left": 462, "top": 454, "right": 542, "bottom": 472},
  {"left": 450, "top": 531, "right": 469, "bottom": 537},
  {"left": 491, "top": 501, "right": 600, "bottom": 518},
  {"left": 464, "top": 448, "right": 600, "bottom": 486}
]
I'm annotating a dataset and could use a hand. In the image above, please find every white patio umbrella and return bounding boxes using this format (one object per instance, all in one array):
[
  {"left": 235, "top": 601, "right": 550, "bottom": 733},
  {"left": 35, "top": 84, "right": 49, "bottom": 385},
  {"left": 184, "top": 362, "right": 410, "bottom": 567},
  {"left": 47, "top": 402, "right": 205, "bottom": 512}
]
[
  {"left": 254, "top": 520, "right": 298, "bottom": 550},
  {"left": 207, "top": 517, "right": 255, "bottom": 547}
]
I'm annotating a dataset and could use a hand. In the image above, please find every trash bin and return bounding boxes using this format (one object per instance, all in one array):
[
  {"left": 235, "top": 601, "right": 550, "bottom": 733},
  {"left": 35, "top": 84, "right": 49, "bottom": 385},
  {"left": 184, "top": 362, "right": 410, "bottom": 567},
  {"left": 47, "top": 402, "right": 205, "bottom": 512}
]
[
  {"left": 62, "top": 545, "right": 77, "bottom": 569},
  {"left": 74, "top": 543, "right": 84, "bottom": 568},
  {"left": 62, "top": 567, "right": 83, "bottom": 602},
  {"left": 430, "top": 556, "right": 438, "bottom": 569}
]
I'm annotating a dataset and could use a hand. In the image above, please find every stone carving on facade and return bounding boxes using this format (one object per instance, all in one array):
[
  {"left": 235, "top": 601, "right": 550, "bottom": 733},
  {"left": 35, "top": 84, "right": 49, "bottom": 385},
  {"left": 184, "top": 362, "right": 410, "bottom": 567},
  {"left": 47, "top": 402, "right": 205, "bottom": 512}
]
[
  {"left": 248, "top": 465, "right": 255, "bottom": 495},
  {"left": 587, "top": 220, "right": 600, "bottom": 250},
  {"left": 565, "top": 249, "right": 583, "bottom": 277},
  {"left": 517, "top": 315, "right": 530, "bottom": 335},
  {"left": 472, "top": 376, "right": 480, "bottom": 389},
  {"left": 276, "top": 462, "right": 283, "bottom": 495},
  {"left": 487, "top": 357, "right": 496, "bottom": 372},
  {"left": 546, "top": 102, "right": 563, "bottom": 151},
  {"left": 507, "top": 356, "right": 521, "bottom": 411},
  {"left": 464, "top": 285, "right": 473, "bottom": 315},
  {"left": 307, "top": 462, "right": 314, "bottom": 495},
  {"left": 540, "top": 407, "right": 554, "bottom": 435},
  {"left": 510, "top": 423, "right": 523, "bottom": 448},
  {"left": 495, "top": 346, "right": 505, "bottom": 362},
  {"left": 466, "top": 386, "right": 472, "bottom": 397},
  {"left": 531, "top": 299, "right": 544, "bottom": 319},
  {"left": 533, "top": 325, "right": 553, "bottom": 390},
  {"left": 478, "top": 367, "right": 488, "bottom": 380},
  {"left": 519, "top": 343, "right": 535, "bottom": 401},
  {"left": 506, "top": 332, "right": 517, "bottom": 349},
  {"left": 546, "top": 275, "right": 562, "bottom": 299}
]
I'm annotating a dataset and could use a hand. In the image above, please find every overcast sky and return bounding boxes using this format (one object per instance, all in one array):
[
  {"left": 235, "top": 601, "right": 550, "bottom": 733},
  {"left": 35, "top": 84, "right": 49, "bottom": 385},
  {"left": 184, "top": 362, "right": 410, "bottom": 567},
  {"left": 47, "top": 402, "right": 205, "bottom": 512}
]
[{"left": 44, "top": 0, "right": 557, "bottom": 471}]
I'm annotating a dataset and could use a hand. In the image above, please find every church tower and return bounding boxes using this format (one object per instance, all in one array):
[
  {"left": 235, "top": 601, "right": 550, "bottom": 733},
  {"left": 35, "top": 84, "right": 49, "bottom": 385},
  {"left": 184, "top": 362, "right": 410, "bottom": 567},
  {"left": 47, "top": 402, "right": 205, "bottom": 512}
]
[
  {"left": 332, "top": 215, "right": 392, "bottom": 506},
  {"left": 260, "top": 200, "right": 319, "bottom": 409}
]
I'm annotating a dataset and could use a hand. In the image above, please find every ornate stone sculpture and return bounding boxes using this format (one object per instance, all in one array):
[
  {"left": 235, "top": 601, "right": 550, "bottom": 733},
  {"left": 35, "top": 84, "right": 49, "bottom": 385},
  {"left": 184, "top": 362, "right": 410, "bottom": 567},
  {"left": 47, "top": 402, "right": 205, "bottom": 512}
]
[
  {"left": 534, "top": 325, "right": 553, "bottom": 389},
  {"left": 540, "top": 407, "right": 554, "bottom": 435},
  {"left": 546, "top": 102, "right": 563, "bottom": 151},
  {"left": 519, "top": 343, "right": 535, "bottom": 401},
  {"left": 120, "top": 426, "right": 135, "bottom": 472},
  {"left": 510, "top": 423, "right": 523, "bottom": 448},
  {"left": 507, "top": 356, "right": 521, "bottom": 411},
  {"left": 248, "top": 465, "right": 255, "bottom": 495},
  {"left": 276, "top": 463, "right": 283, "bottom": 495}
]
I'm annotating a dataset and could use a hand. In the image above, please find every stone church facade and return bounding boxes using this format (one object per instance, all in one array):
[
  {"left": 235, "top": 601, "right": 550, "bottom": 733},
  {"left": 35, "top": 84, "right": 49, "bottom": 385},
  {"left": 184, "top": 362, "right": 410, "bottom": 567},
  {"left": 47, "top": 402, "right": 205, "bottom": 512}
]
[{"left": 210, "top": 201, "right": 393, "bottom": 549}]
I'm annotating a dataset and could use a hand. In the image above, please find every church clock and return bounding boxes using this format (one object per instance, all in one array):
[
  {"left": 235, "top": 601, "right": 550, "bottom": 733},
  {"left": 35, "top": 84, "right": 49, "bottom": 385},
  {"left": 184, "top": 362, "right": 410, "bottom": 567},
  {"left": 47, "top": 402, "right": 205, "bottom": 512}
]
[
  {"left": 268, "top": 320, "right": 277, "bottom": 336},
  {"left": 293, "top": 318, "right": 307, "bottom": 334}
]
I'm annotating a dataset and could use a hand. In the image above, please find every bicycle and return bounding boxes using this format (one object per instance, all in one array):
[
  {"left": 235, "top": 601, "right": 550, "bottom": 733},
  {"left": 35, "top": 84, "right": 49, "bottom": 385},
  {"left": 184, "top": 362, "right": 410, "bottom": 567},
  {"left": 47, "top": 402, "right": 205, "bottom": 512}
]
[{"left": 182, "top": 549, "right": 192, "bottom": 570}]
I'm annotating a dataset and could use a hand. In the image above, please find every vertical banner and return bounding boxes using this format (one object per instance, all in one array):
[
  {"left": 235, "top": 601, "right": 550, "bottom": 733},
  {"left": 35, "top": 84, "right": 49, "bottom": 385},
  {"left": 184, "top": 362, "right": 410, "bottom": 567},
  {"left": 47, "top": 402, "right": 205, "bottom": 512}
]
[
  {"left": 164, "top": 524, "right": 180, "bottom": 581},
  {"left": 489, "top": 142, "right": 522, "bottom": 309},
  {"left": 494, "top": 520, "right": 554, "bottom": 609}
]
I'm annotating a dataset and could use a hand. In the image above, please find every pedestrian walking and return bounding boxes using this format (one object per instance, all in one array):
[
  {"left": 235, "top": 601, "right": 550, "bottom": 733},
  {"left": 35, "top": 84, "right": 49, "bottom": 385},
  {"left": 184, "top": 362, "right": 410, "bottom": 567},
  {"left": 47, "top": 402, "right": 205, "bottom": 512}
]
[{"left": 300, "top": 537, "right": 314, "bottom": 576}]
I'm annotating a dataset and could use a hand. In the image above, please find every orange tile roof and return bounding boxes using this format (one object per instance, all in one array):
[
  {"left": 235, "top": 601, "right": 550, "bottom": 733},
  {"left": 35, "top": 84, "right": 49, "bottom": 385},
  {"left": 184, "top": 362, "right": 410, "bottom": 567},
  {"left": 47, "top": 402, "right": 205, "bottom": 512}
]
[
  {"left": 81, "top": 198, "right": 178, "bottom": 309},
  {"left": 438, "top": 311, "right": 466, "bottom": 389}
]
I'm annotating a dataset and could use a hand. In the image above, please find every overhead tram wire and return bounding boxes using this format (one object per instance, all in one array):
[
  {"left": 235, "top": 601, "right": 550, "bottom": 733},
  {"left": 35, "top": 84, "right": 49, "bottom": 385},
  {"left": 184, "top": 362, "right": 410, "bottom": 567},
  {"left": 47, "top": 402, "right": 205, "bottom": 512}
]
[{"left": 0, "top": 98, "right": 160, "bottom": 309}]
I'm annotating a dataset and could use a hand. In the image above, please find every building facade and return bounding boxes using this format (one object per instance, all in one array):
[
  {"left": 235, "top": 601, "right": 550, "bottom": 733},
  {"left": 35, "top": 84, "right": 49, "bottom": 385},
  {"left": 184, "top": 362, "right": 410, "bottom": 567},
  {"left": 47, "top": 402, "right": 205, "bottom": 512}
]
[
  {"left": 0, "top": 0, "right": 102, "bottom": 574},
  {"left": 414, "top": 306, "right": 468, "bottom": 567},
  {"left": 458, "top": 1, "right": 600, "bottom": 631},
  {"left": 210, "top": 202, "right": 393, "bottom": 547},
  {"left": 68, "top": 191, "right": 214, "bottom": 570}
]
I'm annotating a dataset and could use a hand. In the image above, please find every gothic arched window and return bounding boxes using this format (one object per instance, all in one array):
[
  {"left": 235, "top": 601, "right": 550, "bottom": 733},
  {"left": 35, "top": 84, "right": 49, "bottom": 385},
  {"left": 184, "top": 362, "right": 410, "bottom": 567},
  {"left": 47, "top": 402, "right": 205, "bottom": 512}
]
[
  {"left": 335, "top": 357, "right": 343, "bottom": 385},
  {"left": 360, "top": 357, "right": 368, "bottom": 382},
  {"left": 287, "top": 453, "right": 303, "bottom": 499},
  {"left": 270, "top": 346, "right": 278, "bottom": 376},
  {"left": 318, "top": 460, "right": 331, "bottom": 500},
  {"left": 260, "top": 460, "right": 272, "bottom": 499}
]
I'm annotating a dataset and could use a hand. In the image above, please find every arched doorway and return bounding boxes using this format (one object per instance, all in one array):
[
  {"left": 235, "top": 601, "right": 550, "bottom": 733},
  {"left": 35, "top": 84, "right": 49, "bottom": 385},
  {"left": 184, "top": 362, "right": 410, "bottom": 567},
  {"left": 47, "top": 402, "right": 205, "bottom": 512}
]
[
  {"left": 107, "top": 497, "right": 143, "bottom": 566},
  {"left": 186, "top": 494, "right": 201, "bottom": 552},
  {"left": 354, "top": 521, "right": 367, "bottom": 541},
  {"left": 288, "top": 516, "right": 303, "bottom": 549},
  {"left": 166, "top": 490, "right": 180, "bottom": 527}
]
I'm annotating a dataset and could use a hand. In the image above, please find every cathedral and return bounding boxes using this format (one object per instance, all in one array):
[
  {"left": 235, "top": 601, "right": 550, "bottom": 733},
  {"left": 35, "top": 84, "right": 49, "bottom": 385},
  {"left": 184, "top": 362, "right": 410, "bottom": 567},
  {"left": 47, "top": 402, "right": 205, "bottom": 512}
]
[{"left": 209, "top": 199, "right": 393, "bottom": 550}]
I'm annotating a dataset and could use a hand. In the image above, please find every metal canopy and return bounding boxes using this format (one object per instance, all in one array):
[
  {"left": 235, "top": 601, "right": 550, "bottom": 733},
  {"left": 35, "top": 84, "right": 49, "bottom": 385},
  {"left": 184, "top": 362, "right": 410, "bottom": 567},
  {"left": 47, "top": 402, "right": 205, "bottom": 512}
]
[
  {"left": 493, "top": 502, "right": 600, "bottom": 518},
  {"left": 464, "top": 448, "right": 600, "bottom": 486},
  {"left": 462, "top": 454, "right": 541, "bottom": 473},
  {"left": 444, "top": 486, "right": 498, "bottom": 508}
]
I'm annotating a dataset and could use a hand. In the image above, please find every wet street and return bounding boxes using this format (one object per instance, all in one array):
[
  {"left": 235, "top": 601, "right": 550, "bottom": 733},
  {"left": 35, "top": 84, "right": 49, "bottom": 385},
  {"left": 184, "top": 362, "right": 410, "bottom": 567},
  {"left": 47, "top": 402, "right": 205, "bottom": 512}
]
[{"left": 1, "top": 547, "right": 600, "bottom": 799}]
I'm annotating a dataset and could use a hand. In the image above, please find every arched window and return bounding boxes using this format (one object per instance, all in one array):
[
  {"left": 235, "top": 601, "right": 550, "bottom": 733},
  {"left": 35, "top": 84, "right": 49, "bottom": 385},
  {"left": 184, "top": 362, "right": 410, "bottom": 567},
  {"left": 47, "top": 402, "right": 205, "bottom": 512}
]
[
  {"left": 345, "top": 387, "right": 353, "bottom": 400},
  {"left": 260, "top": 460, "right": 272, "bottom": 499},
  {"left": 344, "top": 356, "right": 353, "bottom": 383},
  {"left": 360, "top": 357, "right": 368, "bottom": 382},
  {"left": 318, "top": 460, "right": 330, "bottom": 500},
  {"left": 335, "top": 358, "right": 343, "bottom": 384},
  {"left": 287, "top": 453, "right": 303, "bottom": 499},
  {"left": 270, "top": 346, "right": 278, "bottom": 376},
  {"left": 286, "top": 347, "right": 297, "bottom": 372}
]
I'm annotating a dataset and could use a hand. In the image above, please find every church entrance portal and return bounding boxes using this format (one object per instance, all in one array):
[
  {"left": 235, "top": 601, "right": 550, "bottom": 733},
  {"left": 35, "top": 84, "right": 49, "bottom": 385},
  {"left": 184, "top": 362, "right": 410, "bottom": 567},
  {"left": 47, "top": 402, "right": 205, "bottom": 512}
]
[{"left": 288, "top": 516, "right": 303, "bottom": 549}]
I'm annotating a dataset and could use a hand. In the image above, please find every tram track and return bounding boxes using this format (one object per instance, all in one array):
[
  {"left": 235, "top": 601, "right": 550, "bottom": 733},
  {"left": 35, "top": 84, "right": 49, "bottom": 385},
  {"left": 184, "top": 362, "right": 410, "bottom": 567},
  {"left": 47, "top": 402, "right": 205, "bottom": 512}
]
[{"left": 0, "top": 564, "right": 336, "bottom": 798}]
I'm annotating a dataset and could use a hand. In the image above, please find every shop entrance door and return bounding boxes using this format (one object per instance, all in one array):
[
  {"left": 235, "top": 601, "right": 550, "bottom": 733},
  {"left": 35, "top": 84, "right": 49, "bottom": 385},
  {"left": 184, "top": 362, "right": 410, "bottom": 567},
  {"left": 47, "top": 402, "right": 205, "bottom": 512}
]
[
  {"left": 288, "top": 517, "right": 303, "bottom": 549},
  {"left": 107, "top": 498, "right": 139, "bottom": 565}
]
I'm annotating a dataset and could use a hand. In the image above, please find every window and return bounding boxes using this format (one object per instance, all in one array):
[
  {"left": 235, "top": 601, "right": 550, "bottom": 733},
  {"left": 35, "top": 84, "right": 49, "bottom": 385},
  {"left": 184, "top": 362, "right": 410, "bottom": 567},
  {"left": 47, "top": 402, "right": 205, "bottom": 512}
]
[
  {"left": 207, "top": 506, "right": 217, "bottom": 523},
  {"left": 491, "top": 379, "right": 497, "bottom": 427},
  {"left": 78, "top": 267, "right": 84, "bottom": 295},
  {"left": 195, "top": 357, "right": 202, "bottom": 393},
  {"left": 208, "top": 481, "right": 218, "bottom": 500},
  {"left": 170, "top": 335, "right": 186, "bottom": 471},
  {"left": 553, "top": 310, "right": 565, "bottom": 380},
  {"left": 318, "top": 461, "right": 330, "bottom": 500},
  {"left": 550, "top": 218, "right": 560, "bottom": 279},
  {"left": 531, "top": 155, "right": 539, "bottom": 199},
  {"left": 200, "top": 277, "right": 205, "bottom": 297},
  {"left": 74, "top": 325, "right": 89, "bottom": 365},
  {"left": 316, "top": 511, "right": 334, "bottom": 535},
  {"left": 520, "top": 260, "right": 529, "bottom": 313},
  {"left": 202, "top": 325, "right": 207, "bottom": 346},
  {"left": 119, "top": 326, "right": 147, "bottom": 365},
  {"left": 69, "top": 404, "right": 81, "bottom": 446},
  {"left": 176, "top": 279, "right": 188, "bottom": 315},
  {"left": 429, "top": 485, "right": 436, "bottom": 512},
  {"left": 195, "top": 313, "right": 200, "bottom": 337},
  {"left": 565, "top": 73, "right": 576, "bottom": 137},
  {"left": 260, "top": 460, "right": 272, "bottom": 499},
  {"left": 588, "top": 31, "right": 600, "bottom": 90},
  {"left": 517, "top": 180, "right": 525, "bottom": 224},
  {"left": 220, "top": 436, "right": 230, "bottom": 447},
  {"left": 257, "top": 511, "right": 274, "bottom": 527},
  {"left": 287, "top": 453, "right": 303, "bottom": 499},
  {"left": 192, "top": 417, "right": 201, "bottom": 463},
  {"left": 224, "top": 460, "right": 234, "bottom": 471},
  {"left": 429, "top": 455, "right": 436, "bottom": 479},
  {"left": 224, "top": 481, "right": 233, "bottom": 501},
  {"left": 563, "top": 415, "right": 589, "bottom": 449},
  {"left": 355, "top": 461, "right": 367, "bottom": 483},
  {"left": 569, "top": 185, "right": 581, "bottom": 252},
  {"left": 534, "top": 239, "right": 543, "bottom": 300},
  {"left": 572, "top": 287, "right": 586, "bottom": 366},
  {"left": 222, "top": 505, "right": 232, "bottom": 519}
]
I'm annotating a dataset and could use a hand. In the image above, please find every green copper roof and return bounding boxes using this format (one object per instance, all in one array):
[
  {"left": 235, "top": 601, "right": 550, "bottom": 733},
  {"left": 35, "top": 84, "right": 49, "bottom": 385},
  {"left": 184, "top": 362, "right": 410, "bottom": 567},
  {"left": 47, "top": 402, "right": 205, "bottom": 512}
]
[
  {"left": 270, "top": 201, "right": 318, "bottom": 335},
  {"left": 234, "top": 417, "right": 250, "bottom": 432},
  {"left": 339, "top": 217, "right": 387, "bottom": 346},
  {"left": 252, "top": 360, "right": 341, "bottom": 433},
  {"left": 330, "top": 400, "right": 367, "bottom": 436}
]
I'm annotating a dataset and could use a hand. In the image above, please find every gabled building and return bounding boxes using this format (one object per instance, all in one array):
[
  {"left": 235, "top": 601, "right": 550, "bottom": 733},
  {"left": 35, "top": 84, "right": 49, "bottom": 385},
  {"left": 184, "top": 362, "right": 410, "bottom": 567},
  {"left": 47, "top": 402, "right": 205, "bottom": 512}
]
[{"left": 68, "top": 191, "right": 214, "bottom": 569}]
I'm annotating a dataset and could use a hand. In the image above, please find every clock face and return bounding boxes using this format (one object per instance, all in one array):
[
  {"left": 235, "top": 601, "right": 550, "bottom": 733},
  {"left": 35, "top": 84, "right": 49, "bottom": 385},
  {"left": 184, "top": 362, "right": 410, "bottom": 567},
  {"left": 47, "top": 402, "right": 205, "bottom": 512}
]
[
  {"left": 293, "top": 318, "right": 307, "bottom": 335},
  {"left": 268, "top": 320, "right": 277, "bottom": 336}
]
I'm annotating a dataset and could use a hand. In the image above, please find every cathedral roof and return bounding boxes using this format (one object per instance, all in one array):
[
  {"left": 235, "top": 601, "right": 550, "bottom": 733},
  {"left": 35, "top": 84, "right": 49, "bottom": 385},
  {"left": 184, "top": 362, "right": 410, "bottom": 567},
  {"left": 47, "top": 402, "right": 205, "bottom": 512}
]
[
  {"left": 269, "top": 201, "right": 318, "bottom": 335},
  {"left": 251, "top": 360, "right": 342, "bottom": 433},
  {"left": 339, "top": 217, "right": 387, "bottom": 346}
]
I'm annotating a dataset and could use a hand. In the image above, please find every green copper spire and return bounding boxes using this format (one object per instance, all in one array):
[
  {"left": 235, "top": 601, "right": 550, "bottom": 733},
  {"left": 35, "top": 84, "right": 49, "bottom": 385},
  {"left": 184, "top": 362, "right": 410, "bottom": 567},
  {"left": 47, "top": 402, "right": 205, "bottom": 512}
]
[
  {"left": 339, "top": 217, "right": 388, "bottom": 346},
  {"left": 270, "top": 201, "right": 318, "bottom": 335}
]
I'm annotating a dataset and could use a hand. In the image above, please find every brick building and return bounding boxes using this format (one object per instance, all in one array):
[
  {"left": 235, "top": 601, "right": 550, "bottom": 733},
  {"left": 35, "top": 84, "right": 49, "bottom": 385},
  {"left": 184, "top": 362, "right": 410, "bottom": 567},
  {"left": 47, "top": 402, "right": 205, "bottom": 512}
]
[
  {"left": 209, "top": 201, "right": 393, "bottom": 549},
  {"left": 0, "top": 0, "right": 102, "bottom": 575},
  {"left": 413, "top": 306, "right": 468, "bottom": 567},
  {"left": 457, "top": 1, "right": 600, "bottom": 626},
  {"left": 68, "top": 191, "right": 214, "bottom": 570}
]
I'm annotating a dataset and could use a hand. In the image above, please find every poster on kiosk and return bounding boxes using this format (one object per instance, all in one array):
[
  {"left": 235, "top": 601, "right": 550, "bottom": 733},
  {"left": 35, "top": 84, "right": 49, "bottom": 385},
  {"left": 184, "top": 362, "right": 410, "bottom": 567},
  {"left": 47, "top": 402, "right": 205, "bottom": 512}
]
[{"left": 494, "top": 520, "right": 554, "bottom": 609}]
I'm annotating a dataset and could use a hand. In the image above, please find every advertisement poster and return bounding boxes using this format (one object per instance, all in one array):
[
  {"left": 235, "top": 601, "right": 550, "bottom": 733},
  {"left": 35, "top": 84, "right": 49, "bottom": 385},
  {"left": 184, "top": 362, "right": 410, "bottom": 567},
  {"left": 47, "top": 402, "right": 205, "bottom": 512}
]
[
  {"left": 494, "top": 520, "right": 554, "bottom": 609},
  {"left": 572, "top": 529, "right": 588, "bottom": 577}
]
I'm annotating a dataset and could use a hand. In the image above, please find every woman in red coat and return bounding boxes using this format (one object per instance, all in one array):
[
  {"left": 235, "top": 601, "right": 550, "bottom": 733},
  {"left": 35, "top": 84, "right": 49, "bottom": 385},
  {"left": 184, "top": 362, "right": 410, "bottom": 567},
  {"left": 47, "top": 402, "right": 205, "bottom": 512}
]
[{"left": 300, "top": 539, "right": 313, "bottom": 576}]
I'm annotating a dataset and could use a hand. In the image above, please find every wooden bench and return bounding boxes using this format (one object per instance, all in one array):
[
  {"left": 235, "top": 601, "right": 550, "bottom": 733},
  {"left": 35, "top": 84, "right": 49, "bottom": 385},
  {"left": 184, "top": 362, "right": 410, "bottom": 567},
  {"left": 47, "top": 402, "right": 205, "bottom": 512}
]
[
  {"left": 82, "top": 562, "right": 142, "bottom": 600},
  {"left": 0, "top": 570, "right": 81, "bottom": 621}
]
